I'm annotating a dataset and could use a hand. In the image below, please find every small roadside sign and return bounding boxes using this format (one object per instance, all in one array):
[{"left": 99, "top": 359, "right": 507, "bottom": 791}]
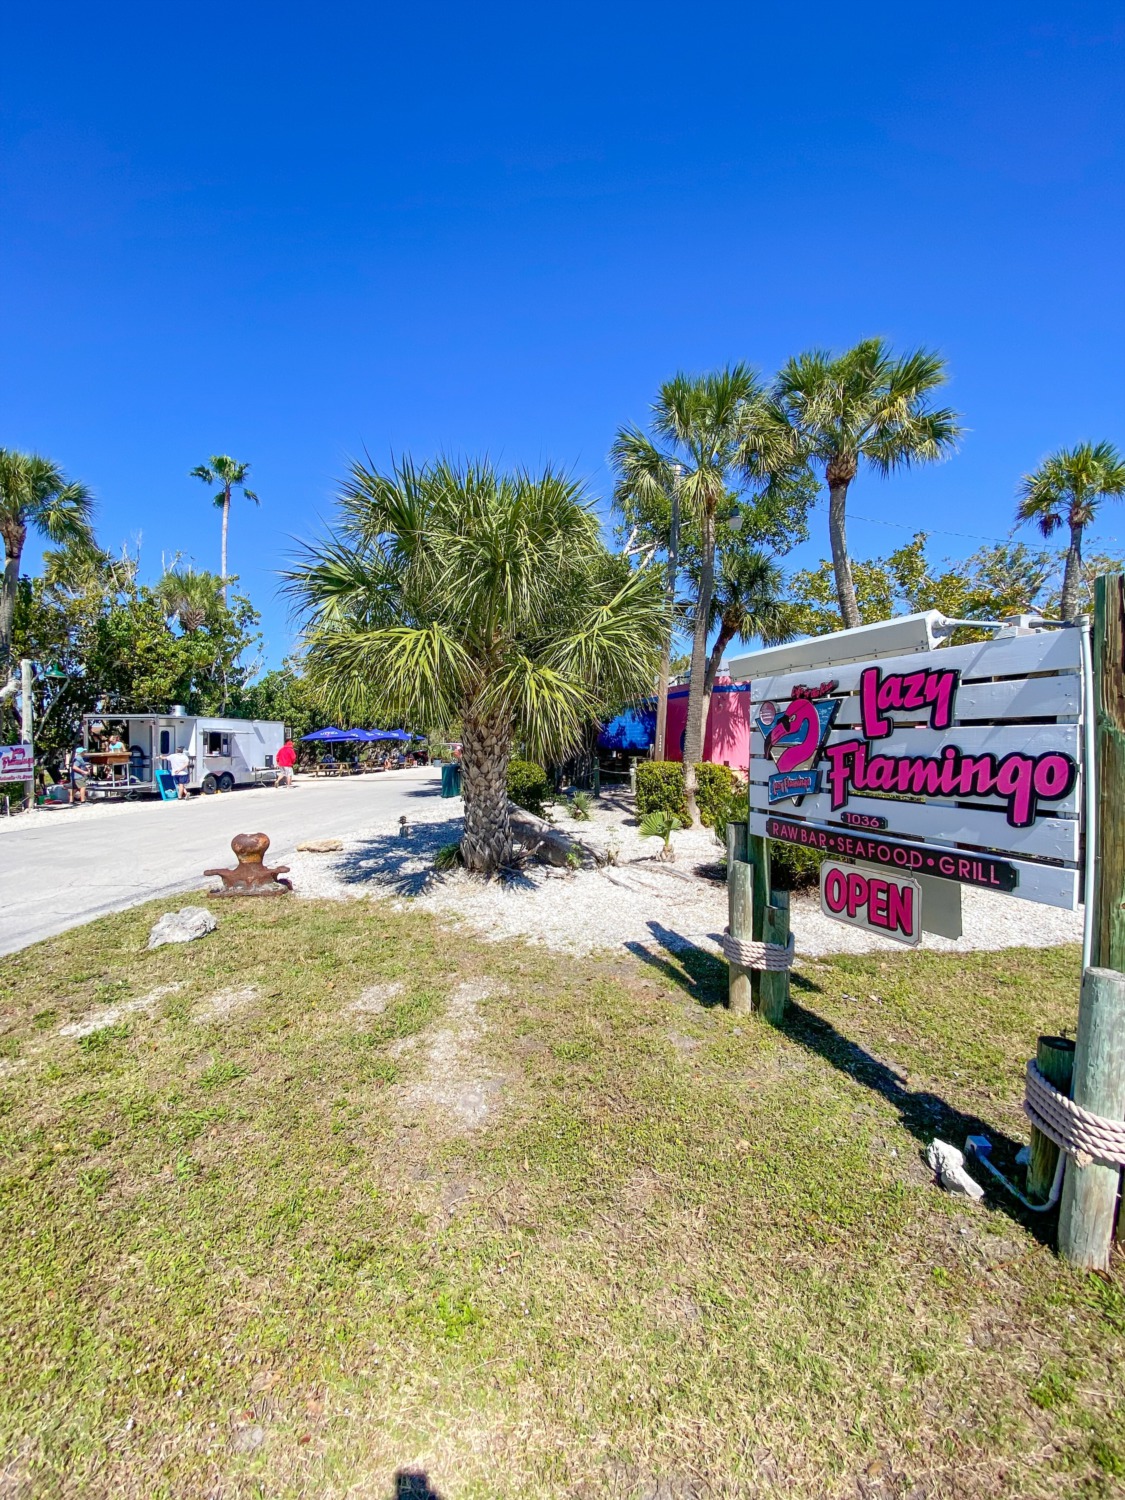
[
  {"left": 820, "top": 860, "right": 922, "bottom": 946},
  {"left": 0, "top": 745, "right": 34, "bottom": 780}
]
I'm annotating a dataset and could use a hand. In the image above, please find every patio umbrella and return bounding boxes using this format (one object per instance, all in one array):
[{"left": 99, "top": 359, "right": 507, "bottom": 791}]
[
  {"left": 301, "top": 727, "right": 348, "bottom": 741},
  {"left": 380, "top": 729, "right": 417, "bottom": 741}
]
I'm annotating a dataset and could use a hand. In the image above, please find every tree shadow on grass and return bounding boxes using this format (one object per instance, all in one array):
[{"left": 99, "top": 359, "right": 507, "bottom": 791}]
[
  {"left": 626, "top": 921, "right": 828, "bottom": 1010},
  {"left": 392, "top": 1472, "right": 444, "bottom": 1499},
  {"left": 622, "top": 923, "right": 1052, "bottom": 1242},
  {"left": 779, "top": 996, "right": 1057, "bottom": 1246}
]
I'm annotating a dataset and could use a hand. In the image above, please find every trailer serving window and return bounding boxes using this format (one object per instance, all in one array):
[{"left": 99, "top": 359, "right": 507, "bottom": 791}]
[{"left": 206, "top": 732, "right": 231, "bottom": 757}]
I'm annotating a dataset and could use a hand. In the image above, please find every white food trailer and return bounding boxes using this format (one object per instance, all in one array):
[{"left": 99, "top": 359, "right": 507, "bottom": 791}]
[{"left": 81, "top": 707, "right": 285, "bottom": 796}]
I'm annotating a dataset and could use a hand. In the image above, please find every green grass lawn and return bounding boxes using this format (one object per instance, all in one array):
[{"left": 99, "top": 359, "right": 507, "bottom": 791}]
[{"left": 0, "top": 896, "right": 1122, "bottom": 1499}]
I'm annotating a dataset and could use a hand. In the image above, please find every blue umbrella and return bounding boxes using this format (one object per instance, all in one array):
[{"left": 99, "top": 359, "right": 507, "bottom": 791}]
[
  {"left": 380, "top": 729, "right": 417, "bottom": 741},
  {"left": 301, "top": 727, "right": 347, "bottom": 741}
]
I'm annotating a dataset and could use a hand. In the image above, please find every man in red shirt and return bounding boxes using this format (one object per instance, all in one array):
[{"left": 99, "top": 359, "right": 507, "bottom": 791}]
[{"left": 276, "top": 738, "right": 297, "bottom": 787}]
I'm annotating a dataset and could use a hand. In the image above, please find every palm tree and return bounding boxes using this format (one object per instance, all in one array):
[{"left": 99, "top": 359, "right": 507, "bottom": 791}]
[
  {"left": 190, "top": 456, "right": 259, "bottom": 603},
  {"left": 774, "top": 339, "right": 962, "bottom": 630},
  {"left": 155, "top": 566, "right": 226, "bottom": 632},
  {"left": 285, "top": 457, "right": 665, "bottom": 873},
  {"left": 1016, "top": 442, "right": 1125, "bottom": 622},
  {"left": 701, "top": 548, "right": 797, "bottom": 729},
  {"left": 611, "top": 366, "right": 780, "bottom": 823},
  {"left": 0, "top": 448, "right": 94, "bottom": 672}
]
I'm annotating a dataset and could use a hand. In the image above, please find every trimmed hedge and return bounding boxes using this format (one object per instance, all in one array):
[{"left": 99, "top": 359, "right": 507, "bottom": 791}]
[
  {"left": 507, "top": 758, "right": 551, "bottom": 816},
  {"left": 635, "top": 761, "right": 688, "bottom": 822},
  {"left": 634, "top": 760, "right": 740, "bottom": 829}
]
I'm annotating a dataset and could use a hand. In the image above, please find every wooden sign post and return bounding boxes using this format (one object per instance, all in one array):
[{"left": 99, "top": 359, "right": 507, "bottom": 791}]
[{"left": 1057, "top": 575, "right": 1125, "bottom": 1267}]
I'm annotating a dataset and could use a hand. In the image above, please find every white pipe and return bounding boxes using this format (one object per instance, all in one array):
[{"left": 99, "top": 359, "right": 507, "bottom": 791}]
[
  {"left": 967, "top": 1139, "right": 1066, "bottom": 1213},
  {"left": 1079, "top": 617, "right": 1097, "bottom": 972}
]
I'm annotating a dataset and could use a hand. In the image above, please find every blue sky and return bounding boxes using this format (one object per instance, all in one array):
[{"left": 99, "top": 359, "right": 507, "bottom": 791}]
[{"left": 3, "top": 2, "right": 1122, "bottom": 668}]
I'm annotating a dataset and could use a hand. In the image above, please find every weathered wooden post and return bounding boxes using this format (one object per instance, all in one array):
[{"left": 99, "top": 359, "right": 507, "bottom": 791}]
[
  {"left": 759, "top": 889, "right": 791, "bottom": 1026},
  {"left": 1057, "top": 968, "right": 1125, "bottom": 1269},
  {"left": 1091, "top": 573, "right": 1125, "bottom": 1246},
  {"left": 1026, "top": 1035, "right": 1074, "bottom": 1202},
  {"left": 748, "top": 832, "right": 771, "bottom": 1010},
  {"left": 726, "top": 822, "right": 753, "bottom": 1015},
  {"left": 1091, "top": 572, "right": 1125, "bottom": 973}
]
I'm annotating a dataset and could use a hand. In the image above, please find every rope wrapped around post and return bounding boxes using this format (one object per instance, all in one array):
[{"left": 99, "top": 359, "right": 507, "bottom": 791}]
[
  {"left": 721, "top": 930, "right": 795, "bottom": 972},
  {"left": 1023, "top": 1060, "right": 1125, "bottom": 1169}
]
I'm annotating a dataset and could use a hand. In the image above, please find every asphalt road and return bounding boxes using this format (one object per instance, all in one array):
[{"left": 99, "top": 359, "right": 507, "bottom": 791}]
[{"left": 0, "top": 768, "right": 443, "bottom": 956}]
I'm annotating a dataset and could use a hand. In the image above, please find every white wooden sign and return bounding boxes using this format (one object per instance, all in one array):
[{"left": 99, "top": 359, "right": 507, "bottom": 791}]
[
  {"left": 736, "top": 628, "right": 1082, "bottom": 910},
  {"left": 0, "top": 745, "right": 34, "bottom": 781},
  {"left": 820, "top": 861, "right": 922, "bottom": 945}
]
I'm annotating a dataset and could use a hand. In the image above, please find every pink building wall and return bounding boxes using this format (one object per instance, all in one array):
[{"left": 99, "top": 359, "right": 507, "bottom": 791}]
[{"left": 664, "top": 680, "right": 753, "bottom": 771}]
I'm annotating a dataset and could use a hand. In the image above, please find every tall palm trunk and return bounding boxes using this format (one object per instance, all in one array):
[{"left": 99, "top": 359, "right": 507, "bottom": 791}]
[
  {"left": 701, "top": 622, "right": 737, "bottom": 744},
  {"left": 826, "top": 458, "right": 860, "bottom": 630},
  {"left": 1060, "top": 524, "right": 1083, "bottom": 623},
  {"left": 460, "top": 704, "right": 513, "bottom": 873},
  {"left": 0, "top": 521, "right": 25, "bottom": 672},
  {"left": 220, "top": 487, "right": 231, "bottom": 605},
  {"left": 681, "top": 508, "right": 716, "bottom": 824}
]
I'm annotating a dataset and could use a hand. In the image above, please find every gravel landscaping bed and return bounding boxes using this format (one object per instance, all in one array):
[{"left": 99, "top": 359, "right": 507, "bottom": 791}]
[{"left": 283, "top": 794, "right": 1083, "bottom": 957}]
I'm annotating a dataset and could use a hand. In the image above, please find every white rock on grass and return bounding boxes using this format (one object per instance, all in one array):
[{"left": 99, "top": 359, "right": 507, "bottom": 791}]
[
  {"left": 926, "top": 1139, "right": 985, "bottom": 1200},
  {"left": 147, "top": 906, "right": 217, "bottom": 950}
]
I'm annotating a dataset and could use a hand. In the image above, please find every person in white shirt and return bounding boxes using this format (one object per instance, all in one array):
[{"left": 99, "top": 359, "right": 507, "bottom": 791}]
[{"left": 167, "top": 750, "right": 190, "bottom": 799}]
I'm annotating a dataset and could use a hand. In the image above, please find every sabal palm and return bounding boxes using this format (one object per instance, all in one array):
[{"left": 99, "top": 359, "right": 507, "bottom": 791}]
[
  {"left": 285, "top": 457, "right": 665, "bottom": 873},
  {"left": 0, "top": 448, "right": 94, "bottom": 670},
  {"left": 702, "top": 548, "right": 796, "bottom": 716},
  {"left": 1016, "top": 442, "right": 1125, "bottom": 622},
  {"left": 611, "top": 365, "right": 779, "bottom": 822},
  {"left": 190, "top": 456, "right": 259, "bottom": 603},
  {"left": 774, "top": 338, "right": 961, "bottom": 630},
  {"left": 155, "top": 567, "right": 226, "bottom": 632}
]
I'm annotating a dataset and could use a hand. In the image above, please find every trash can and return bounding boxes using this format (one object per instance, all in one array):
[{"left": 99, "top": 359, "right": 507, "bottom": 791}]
[{"left": 441, "top": 762, "right": 462, "bottom": 798}]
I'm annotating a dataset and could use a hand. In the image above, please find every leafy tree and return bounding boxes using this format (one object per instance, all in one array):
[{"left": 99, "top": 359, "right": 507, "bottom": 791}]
[
  {"left": 236, "top": 658, "right": 321, "bottom": 741},
  {"left": 773, "top": 339, "right": 962, "bottom": 630},
  {"left": 190, "top": 455, "right": 259, "bottom": 604},
  {"left": 11, "top": 547, "right": 261, "bottom": 768},
  {"left": 285, "top": 456, "right": 665, "bottom": 873},
  {"left": 787, "top": 533, "right": 1054, "bottom": 637},
  {"left": 611, "top": 367, "right": 788, "bottom": 822},
  {"left": 1044, "top": 548, "right": 1125, "bottom": 620},
  {"left": 0, "top": 449, "right": 94, "bottom": 677},
  {"left": 1016, "top": 441, "right": 1125, "bottom": 621}
]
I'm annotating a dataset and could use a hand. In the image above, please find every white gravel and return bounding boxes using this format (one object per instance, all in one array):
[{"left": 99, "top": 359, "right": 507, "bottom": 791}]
[{"left": 282, "top": 794, "right": 1083, "bottom": 958}]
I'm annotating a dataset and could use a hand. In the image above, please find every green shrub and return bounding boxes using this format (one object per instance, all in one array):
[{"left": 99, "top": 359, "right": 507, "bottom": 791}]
[
  {"left": 434, "top": 841, "right": 463, "bottom": 872},
  {"left": 770, "top": 840, "right": 828, "bottom": 891},
  {"left": 507, "top": 759, "right": 551, "bottom": 816},
  {"left": 711, "top": 789, "right": 749, "bottom": 847},
  {"left": 635, "top": 761, "right": 688, "bottom": 821},
  {"left": 694, "top": 762, "right": 739, "bottom": 828},
  {"left": 704, "top": 780, "right": 826, "bottom": 892},
  {"left": 635, "top": 760, "right": 739, "bottom": 827}
]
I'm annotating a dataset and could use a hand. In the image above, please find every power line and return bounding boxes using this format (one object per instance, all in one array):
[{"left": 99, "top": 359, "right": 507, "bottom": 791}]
[{"left": 807, "top": 500, "right": 1121, "bottom": 550}]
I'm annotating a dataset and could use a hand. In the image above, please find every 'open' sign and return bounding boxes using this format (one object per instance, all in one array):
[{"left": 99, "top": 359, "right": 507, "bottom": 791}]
[{"left": 819, "top": 861, "right": 922, "bottom": 947}]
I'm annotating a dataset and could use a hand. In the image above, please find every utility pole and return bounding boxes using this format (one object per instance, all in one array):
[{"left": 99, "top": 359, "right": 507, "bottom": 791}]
[
  {"left": 653, "top": 469, "right": 681, "bottom": 761},
  {"left": 20, "top": 658, "right": 33, "bottom": 747}
]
